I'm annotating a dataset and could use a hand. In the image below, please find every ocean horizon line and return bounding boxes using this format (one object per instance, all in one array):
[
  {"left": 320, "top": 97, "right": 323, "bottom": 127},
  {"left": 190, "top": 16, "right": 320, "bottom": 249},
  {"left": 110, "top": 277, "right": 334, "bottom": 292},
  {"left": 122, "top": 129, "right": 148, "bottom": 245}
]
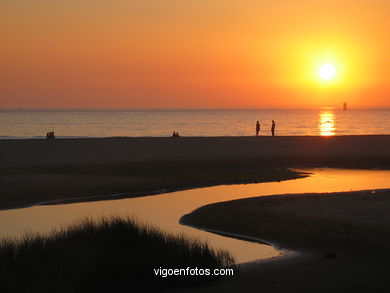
[{"left": 1, "top": 107, "right": 389, "bottom": 112}]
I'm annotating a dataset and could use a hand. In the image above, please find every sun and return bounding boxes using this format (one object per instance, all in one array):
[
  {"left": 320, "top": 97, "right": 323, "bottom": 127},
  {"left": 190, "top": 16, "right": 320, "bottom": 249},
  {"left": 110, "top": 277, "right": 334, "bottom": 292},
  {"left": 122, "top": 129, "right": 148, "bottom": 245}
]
[{"left": 318, "top": 63, "right": 336, "bottom": 80}]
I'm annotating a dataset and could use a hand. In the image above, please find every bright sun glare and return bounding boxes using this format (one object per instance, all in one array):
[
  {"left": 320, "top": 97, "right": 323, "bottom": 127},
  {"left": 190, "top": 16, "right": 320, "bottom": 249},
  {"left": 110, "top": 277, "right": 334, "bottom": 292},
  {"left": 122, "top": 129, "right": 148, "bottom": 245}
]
[{"left": 318, "top": 64, "right": 336, "bottom": 80}]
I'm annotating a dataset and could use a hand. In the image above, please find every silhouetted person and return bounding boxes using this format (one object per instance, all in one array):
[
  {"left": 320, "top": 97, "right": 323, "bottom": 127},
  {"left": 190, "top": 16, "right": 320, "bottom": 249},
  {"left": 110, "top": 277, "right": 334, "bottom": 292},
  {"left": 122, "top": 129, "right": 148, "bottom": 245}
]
[
  {"left": 271, "top": 120, "right": 276, "bottom": 137},
  {"left": 46, "top": 131, "right": 55, "bottom": 139},
  {"left": 176, "top": 132, "right": 180, "bottom": 137},
  {"left": 256, "top": 121, "right": 260, "bottom": 136},
  {"left": 172, "top": 131, "right": 176, "bottom": 137}
]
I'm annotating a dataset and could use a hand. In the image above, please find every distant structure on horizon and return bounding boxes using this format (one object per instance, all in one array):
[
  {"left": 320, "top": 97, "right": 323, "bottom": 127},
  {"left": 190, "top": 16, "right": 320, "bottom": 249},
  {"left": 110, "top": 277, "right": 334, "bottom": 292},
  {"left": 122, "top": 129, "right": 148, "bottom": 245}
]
[{"left": 343, "top": 102, "right": 347, "bottom": 111}]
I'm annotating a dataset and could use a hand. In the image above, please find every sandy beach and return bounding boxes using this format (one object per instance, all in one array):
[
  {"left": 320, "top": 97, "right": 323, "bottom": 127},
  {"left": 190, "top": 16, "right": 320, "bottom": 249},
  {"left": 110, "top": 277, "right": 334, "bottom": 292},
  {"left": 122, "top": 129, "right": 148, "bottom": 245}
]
[
  {"left": 182, "top": 189, "right": 390, "bottom": 254},
  {"left": 1, "top": 135, "right": 390, "bottom": 168},
  {"left": 1, "top": 135, "right": 389, "bottom": 210},
  {"left": 181, "top": 189, "right": 390, "bottom": 292},
  {"left": 3, "top": 0, "right": 390, "bottom": 290},
  {"left": 1, "top": 136, "right": 390, "bottom": 292}
]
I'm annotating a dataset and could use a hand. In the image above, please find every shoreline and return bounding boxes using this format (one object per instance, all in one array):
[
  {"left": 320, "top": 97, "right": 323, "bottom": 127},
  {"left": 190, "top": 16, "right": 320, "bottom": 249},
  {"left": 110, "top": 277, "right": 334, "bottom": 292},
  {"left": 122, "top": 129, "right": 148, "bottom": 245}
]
[
  {"left": 181, "top": 187, "right": 390, "bottom": 254},
  {"left": 181, "top": 189, "right": 390, "bottom": 292},
  {"left": 0, "top": 167, "right": 304, "bottom": 210},
  {"left": 1, "top": 134, "right": 390, "bottom": 139},
  {"left": 0, "top": 176, "right": 307, "bottom": 211},
  {"left": 1, "top": 135, "right": 389, "bottom": 209},
  {"left": 1, "top": 167, "right": 388, "bottom": 212},
  {"left": 1, "top": 134, "right": 390, "bottom": 292},
  {"left": 181, "top": 189, "right": 390, "bottom": 255}
]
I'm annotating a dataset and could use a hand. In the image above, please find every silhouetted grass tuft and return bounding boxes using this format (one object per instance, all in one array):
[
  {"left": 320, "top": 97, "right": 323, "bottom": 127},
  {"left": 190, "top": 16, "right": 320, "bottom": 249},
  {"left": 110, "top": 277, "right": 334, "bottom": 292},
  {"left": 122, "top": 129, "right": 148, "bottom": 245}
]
[{"left": 0, "top": 216, "right": 235, "bottom": 292}]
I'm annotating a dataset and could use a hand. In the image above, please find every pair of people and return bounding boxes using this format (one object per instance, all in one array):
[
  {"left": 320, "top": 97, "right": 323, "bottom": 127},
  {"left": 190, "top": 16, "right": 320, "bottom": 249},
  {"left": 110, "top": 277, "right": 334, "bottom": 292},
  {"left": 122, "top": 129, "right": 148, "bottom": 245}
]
[
  {"left": 172, "top": 131, "right": 180, "bottom": 137},
  {"left": 46, "top": 131, "right": 55, "bottom": 139},
  {"left": 256, "top": 120, "right": 276, "bottom": 136}
]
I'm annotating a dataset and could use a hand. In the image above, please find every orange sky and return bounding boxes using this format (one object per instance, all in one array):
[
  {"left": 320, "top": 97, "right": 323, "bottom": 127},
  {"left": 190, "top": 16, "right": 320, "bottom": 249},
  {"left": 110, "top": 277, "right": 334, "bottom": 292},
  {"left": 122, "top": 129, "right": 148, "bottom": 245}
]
[{"left": 0, "top": 0, "right": 389, "bottom": 109}]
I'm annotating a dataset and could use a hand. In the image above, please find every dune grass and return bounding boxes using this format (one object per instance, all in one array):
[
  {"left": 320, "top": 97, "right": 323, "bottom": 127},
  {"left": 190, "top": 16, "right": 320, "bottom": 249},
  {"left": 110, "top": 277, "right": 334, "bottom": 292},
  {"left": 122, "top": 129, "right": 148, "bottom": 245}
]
[{"left": 0, "top": 217, "right": 235, "bottom": 292}]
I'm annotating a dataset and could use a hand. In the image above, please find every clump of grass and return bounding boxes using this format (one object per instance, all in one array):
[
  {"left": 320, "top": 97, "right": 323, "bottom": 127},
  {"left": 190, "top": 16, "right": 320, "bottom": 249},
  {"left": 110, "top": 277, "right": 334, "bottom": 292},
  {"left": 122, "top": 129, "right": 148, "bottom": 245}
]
[{"left": 0, "top": 216, "right": 235, "bottom": 292}]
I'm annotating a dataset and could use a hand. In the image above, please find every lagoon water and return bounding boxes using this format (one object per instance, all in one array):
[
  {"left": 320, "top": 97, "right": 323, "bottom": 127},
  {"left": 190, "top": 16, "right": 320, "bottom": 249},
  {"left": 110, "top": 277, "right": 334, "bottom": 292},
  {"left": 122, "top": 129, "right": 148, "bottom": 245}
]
[
  {"left": 0, "top": 169, "right": 389, "bottom": 263},
  {"left": 1, "top": 109, "right": 389, "bottom": 138}
]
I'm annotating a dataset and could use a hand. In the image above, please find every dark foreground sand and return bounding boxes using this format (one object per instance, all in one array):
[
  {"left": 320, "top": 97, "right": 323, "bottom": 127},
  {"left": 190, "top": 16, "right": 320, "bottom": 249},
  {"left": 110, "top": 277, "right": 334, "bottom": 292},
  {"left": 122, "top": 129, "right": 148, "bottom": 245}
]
[
  {"left": 180, "top": 190, "right": 390, "bottom": 292},
  {"left": 0, "top": 135, "right": 389, "bottom": 209},
  {"left": 1, "top": 135, "right": 390, "bottom": 168},
  {"left": 1, "top": 136, "right": 390, "bottom": 292}
]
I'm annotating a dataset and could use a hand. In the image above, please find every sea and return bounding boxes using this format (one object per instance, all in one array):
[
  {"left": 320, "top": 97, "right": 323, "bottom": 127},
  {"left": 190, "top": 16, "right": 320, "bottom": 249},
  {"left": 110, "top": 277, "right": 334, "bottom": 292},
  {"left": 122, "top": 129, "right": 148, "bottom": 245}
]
[{"left": 0, "top": 109, "right": 389, "bottom": 138}]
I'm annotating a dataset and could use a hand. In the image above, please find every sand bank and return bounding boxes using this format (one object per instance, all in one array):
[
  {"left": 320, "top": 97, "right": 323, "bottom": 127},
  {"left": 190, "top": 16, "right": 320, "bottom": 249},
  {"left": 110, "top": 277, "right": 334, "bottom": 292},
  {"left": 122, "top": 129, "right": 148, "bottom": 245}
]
[
  {"left": 0, "top": 136, "right": 389, "bottom": 209},
  {"left": 180, "top": 189, "right": 390, "bottom": 292},
  {"left": 182, "top": 189, "right": 390, "bottom": 254}
]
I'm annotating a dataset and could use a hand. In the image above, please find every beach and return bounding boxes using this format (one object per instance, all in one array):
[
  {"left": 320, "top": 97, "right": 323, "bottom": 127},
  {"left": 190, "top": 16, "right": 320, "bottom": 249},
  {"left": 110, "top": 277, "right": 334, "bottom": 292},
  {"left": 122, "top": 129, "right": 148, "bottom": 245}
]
[
  {"left": 181, "top": 190, "right": 390, "bottom": 292},
  {"left": 182, "top": 189, "right": 390, "bottom": 254},
  {"left": 2, "top": 135, "right": 390, "bottom": 168},
  {"left": 1, "top": 135, "right": 390, "bottom": 210},
  {"left": 3, "top": 0, "right": 390, "bottom": 290},
  {"left": 1, "top": 136, "right": 390, "bottom": 292}
]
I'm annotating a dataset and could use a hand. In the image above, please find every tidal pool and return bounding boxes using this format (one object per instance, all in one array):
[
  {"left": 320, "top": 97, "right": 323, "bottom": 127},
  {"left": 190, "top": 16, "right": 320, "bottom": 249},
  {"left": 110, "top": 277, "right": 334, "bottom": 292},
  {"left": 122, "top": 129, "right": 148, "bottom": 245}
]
[{"left": 0, "top": 169, "right": 389, "bottom": 263}]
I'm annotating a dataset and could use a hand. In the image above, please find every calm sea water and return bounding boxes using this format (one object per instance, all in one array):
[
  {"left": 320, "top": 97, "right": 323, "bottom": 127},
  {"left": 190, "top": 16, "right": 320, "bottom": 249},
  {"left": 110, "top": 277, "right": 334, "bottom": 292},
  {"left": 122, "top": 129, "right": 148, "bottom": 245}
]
[{"left": 0, "top": 109, "right": 389, "bottom": 138}]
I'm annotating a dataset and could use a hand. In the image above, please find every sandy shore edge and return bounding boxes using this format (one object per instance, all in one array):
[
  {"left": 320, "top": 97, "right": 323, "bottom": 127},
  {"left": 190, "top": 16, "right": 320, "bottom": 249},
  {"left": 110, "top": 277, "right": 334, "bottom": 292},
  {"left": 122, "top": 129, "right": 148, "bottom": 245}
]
[{"left": 179, "top": 188, "right": 390, "bottom": 292}]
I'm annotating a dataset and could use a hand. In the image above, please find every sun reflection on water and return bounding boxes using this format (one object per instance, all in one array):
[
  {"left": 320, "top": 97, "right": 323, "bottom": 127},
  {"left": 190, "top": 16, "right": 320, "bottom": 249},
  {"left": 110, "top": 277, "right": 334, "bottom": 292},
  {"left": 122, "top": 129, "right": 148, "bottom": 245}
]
[{"left": 319, "top": 111, "right": 336, "bottom": 136}]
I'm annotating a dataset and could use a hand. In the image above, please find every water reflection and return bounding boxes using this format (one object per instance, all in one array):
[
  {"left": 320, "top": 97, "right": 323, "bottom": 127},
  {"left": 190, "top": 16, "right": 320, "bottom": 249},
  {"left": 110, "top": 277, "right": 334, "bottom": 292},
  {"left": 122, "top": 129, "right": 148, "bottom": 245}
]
[
  {"left": 319, "top": 111, "right": 336, "bottom": 136},
  {"left": 1, "top": 169, "right": 390, "bottom": 263}
]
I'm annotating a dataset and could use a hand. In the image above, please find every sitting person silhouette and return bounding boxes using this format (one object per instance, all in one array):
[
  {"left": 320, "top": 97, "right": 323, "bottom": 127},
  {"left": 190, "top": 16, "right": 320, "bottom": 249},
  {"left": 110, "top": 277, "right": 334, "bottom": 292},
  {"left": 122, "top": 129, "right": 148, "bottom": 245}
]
[{"left": 46, "top": 131, "right": 56, "bottom": 139}]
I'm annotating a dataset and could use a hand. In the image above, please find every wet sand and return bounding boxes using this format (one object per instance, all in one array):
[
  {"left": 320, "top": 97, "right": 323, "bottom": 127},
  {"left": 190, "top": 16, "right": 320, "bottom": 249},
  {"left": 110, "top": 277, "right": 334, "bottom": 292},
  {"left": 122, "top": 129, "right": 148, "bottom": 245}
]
[
  {"left": 178, "top": 252, "right": 390, "bottom": 293},
  {"left": 1, "top": 136, "right": 390, "bottom": 291},
  {"left": 1, "top": 135, "right": 390, "bottom": 209},
  {"left": 181, "top": 189, "right": 390, "bottom": 292}
]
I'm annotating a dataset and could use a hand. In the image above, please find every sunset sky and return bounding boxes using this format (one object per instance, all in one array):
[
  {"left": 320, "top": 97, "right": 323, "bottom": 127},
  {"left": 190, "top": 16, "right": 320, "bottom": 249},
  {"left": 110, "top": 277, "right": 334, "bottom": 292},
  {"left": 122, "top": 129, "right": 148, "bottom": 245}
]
[{"left": 1, "top": 0, "right": 389, "bottom": 109}]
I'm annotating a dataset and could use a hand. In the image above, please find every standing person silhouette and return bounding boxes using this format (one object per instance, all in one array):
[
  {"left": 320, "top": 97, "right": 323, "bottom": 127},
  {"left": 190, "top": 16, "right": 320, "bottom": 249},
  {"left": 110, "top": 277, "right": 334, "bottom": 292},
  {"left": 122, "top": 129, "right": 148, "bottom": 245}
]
[
  {"left": 271, "top": 120, "right": 276, "bottom": 136},
  {"left": 256, "top": 121, "right": 260, "bottom": 136}
]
